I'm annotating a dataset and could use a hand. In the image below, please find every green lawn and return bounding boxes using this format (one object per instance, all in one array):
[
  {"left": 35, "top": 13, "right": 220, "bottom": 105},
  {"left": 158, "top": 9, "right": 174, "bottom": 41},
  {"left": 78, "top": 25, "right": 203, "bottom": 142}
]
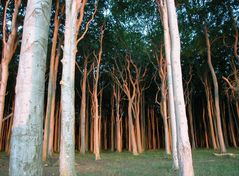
[{"left": 1, "top": 149, "right": 239, "bottom": 176}]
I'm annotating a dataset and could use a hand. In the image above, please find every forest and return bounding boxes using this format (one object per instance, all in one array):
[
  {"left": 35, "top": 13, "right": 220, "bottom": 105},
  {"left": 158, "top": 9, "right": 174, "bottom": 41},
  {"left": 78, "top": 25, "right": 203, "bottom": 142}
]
[{"left": 0, "top": 0, "right": 239, "bottom": 176}]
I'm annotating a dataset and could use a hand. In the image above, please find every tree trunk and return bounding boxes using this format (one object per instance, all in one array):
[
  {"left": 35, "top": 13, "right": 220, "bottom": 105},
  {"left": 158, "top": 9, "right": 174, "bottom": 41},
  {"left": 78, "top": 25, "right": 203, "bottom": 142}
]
[
  {"left": 157, "top": 0, "right": 178, "bottom": 168},
  {"left": 9, "top": 1, "right": 52, "bottom": 175},
  {"left": 128, "top": 100, "right": 138, "bottom": 155},
  {"left": 187, "top": 101, "right": 196, "bottom": 149},
  {"left": 204, "top": 79, "right": 218, "bottom": 149},
  {"left": 0, "top": 0, "right": 21, "bottom": 141},
  {"left": 43, "top": 0, "right": 60, "bottom": 161},
  {"left": 92, "top": 27, "right": 104, "bottom": 160},
  {"left": 60, "top": 1, "right": 79, "bottom": 175},
  {"left": 104, "top": 118, "right": 107, "bottom": 150},
  {"left": 140, "top": 93, "right": 146, "bottom": 151},
  {"left": 80, "top": 59, "right": 88, "bottom": 154},
  {"left": 205, "top": 26, "right": 226, "bottom": 153},
  {"left": 111, "top": 90, "right": 115, "bottom": 151},
  {"left": 166, "top": 0, "right": 194, "bottom": 175}
]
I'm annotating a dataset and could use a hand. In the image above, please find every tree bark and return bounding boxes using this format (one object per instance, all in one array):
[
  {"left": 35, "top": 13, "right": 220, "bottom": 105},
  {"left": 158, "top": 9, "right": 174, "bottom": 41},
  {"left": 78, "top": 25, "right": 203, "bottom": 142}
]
[
  {"left": 157, "top": 0, "right": 178, "bottom": 168},
  {"left": 60, "top": 0, "right": 79, "bottom": 175},
  {"left": 80, "top": 59, "right": 88, "bottom": 154},
  {"left": 9, "top": 1, "right": 52, "bottom": 175},
  {"left": 166, "top": 0, "right": 194, "bottom": 175},
  {"left": 0, "top": 0, "right": 21, "bottom": 141},
  {"left": 43, "top": 0, "right": 60, "bottom": 161},
  {"left": 205, "top": 26, "right": 226, "bottom": 153}
]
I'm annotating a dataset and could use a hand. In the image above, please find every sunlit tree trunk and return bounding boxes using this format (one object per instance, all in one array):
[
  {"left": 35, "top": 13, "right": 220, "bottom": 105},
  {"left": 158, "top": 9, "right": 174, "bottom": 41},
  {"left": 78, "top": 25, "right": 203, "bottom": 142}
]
[
  {"left": 157, "top": 0, "right": 178, "bottom": 168},
  {"left": 156, "top": 45, "right": 171, "bottom": 155},
  {"left": 111, "top": 87, "right": 115, "bottom": 151},
  {"left": 114, "top": 85, "right": 122, "bottom": 152},
  {"left": 128, "top": 99, "right": 138, "bottom": 155},
  {"left": 140, "top": 93, "right": 146, "bottom": 151},
  {"left": 205, "top": 26, "right": 226, "bottom": 153},
  {"left": 92, "top": 27, "right": 104, "bottom": 160},
  {"left": 9, "top": 0, "right": 52, "bottom": 175},
  {"left": 0, "top": 0, "right": 21, "bottom": 141},
  {"left": 80, "top": 59, "right": 88, "bottom": 154},
  {"left": 166, "top": 0, "right": 194, "bottom": 175},
  {"left": 60, "top": 0, "right": 79, "bottom": 175},
  {"left": 43, "top": 0, "right": 60, "bottom": 161}
]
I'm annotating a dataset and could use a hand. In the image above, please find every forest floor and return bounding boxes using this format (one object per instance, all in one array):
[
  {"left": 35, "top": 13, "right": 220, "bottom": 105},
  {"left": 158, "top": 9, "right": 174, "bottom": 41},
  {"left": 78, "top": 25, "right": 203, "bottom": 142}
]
[{"left": 0, "top": 149, "right": 239, "bottom": 176}]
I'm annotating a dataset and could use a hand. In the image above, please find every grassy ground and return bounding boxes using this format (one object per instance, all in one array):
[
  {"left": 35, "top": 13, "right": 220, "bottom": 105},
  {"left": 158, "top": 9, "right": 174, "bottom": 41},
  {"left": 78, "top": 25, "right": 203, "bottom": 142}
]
[{"left": 0, "top": 149, "right": 239, "bottom": 176}]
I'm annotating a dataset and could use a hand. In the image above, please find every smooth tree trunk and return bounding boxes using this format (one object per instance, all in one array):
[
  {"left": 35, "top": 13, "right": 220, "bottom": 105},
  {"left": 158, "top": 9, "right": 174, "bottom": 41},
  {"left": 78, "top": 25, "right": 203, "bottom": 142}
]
[
  {"left": 80, "top": 59, "right": 88, "bottom": 154},
  {"left": 9, "top": 0, "right": 52, "bottom": 175},
  {"left": 43, "top": 0, "right": 60, "bottom": 161},
  {"left": 203, "top": 78, "right": 218, "bottom": 149},
  {"left": 205, "top": 26, "right": 226, "bottom": 153},
  {"left": 92, "top": 27, "right": 104, "bottom": 160},
  {"left": 157, "top": 46, "right": 171, "bottom": 155},
  {"left": 166, "top": 0, "right": 194, "bottom": 175},
  {"left": 128, "top": 100, "right": 138, "bottom": 155},
  {"left": 111, "top": 89, "right": 115, "bottom": 151},
  {"left": 157, "top": 0, "right": 178, "bottom": 168},
  {"left": 60, "top": 0, "right": 79, "bottom": 175}
]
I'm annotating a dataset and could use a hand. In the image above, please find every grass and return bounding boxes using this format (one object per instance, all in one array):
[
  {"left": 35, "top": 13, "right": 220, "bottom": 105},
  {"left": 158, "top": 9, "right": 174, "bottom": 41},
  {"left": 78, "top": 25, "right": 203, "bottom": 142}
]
[{"left": 1, "top": 149, "right": 239, "bottom": 176}]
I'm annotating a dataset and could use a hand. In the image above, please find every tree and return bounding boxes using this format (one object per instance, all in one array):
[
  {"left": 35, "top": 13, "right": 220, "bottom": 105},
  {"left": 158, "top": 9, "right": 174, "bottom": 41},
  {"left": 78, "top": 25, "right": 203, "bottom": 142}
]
[
  {"left": 166, "top": 0, "right": 194, "bottom": 175},
  {"left": 157, "top": 0, "right": 178, "bottom": 169},
  {"left": 79, "top": 57, "right": 89, "bottom": 154},
  {"left": 205, "top": 26, "right": 226, "bottom": 153},
  {"left": 9, "top": 0, "right": 52, "bottom": 175},
  {"left": 42, "top": 0, "right": 61, "bottom": 161},
  {"left": 0, "top": 0, "right": 21, "bottom": 142},
  {"left": 60, "top": 0, "right": 79, "bottom": 175},
  {"left": 92, "top": 26, "right": 105, "bottom": 160}
]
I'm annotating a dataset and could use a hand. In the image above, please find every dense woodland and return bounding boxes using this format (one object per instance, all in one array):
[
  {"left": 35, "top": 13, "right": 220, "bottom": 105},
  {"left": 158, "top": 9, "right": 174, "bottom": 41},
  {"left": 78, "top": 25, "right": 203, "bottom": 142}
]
[{"left": 0, "top": 0, "right": 238, "bottom": 175}]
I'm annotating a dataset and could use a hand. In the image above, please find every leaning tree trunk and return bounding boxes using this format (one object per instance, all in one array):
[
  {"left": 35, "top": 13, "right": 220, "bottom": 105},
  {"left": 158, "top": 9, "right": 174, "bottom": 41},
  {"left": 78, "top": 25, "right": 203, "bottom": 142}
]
[
  {"left": 9, "top": 0, "right": 52, "bottom": 175},
  {"left": 205, "top": 26, "right": 226, "bottom": 153},
  {"left": 166, "top": 0, "right": 194, "bottom": 175}
]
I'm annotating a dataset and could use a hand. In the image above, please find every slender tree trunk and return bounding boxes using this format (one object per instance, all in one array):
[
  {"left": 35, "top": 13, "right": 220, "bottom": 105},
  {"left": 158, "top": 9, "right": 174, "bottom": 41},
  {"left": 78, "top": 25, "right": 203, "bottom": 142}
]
[
  {"left": 205, "top": 26, "right": 226, "bottom": 153},
  {"left": 135, "top": 103, "right": 142, "bottom": 153},
  {"left": 92, "top": 27, "right": 104, "bottom": 160},
  {"left": 204, "top": 80, "right": 218, "bottom": 149},
  {"left": 0, "top": 0, "right": 21, "bottom": 140},
  {"left": 54, "top": 103, "right": 60, "bottom": 152},
  {"left": 128, "top": 100, "right": 138, "bottom": 155},
  {"left": 157, "top": 0, "right": 178, "bottom": 168},
  {"left": 85, "top": 91, "right": 89, "bottom": 152},
  {"left": 9, "top": 1, "right": 52, "bottom": 175},
  {"left": 49, "top": 49, "right": 60, "bottom": 155},
  {"left": 104, "top": 118, "right": 107, "bottom": 150},
  {"left": 156, "top": 117, "right": 160, "bottom": 149},
  {"left": 166, "top": 0, "right": 194, "bottom": 175},
  {"left": 43, "top": 0, "right": 60, "bottom": 161},
  {"left": 111, "top": 89, "right": 115, "bottom": 151},
  {"left": 60, "top": 1, "right": 79, "bottom": 175},
  {"left": 202, "top": 105, "right": 209, "bottom": 148},
  {"left": 141, "top": 93, "right": 146, "bottom": 151},
  {"left": 80, "top": 59, "right": 88, "bottom": 154},
  {"left": 147, "top": 107, "right": 152, "bottom": 149},
  {"left": 115, "top": 85, "right": 122, "bottom": 152},
  {"left": 187, "top": 101, "right": 196, "bottom": 149},
  {"left": 151, "top": 109, "right": 157, "bottom": 150}
]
